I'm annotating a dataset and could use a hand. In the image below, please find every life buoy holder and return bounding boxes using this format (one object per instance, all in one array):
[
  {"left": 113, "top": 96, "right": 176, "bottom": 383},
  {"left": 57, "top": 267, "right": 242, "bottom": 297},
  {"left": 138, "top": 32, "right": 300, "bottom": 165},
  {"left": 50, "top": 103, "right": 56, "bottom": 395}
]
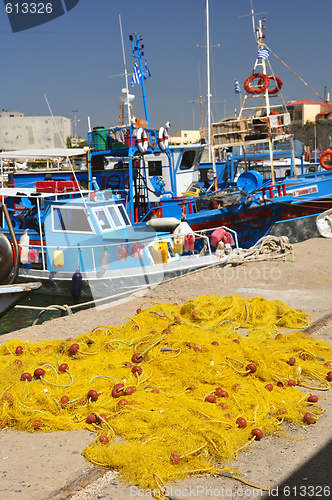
[
  {"left": 158, "top": 127, "right": 169, "bottom": 151},
  {"left": 269, "top": 110, "right": 283, "bottom": 133},
  {"left": 136, "top": 127, "right": 148, "bottom": 153},
  {"left": 320, "top": 149, "right": 332, "bottom": 170},
  {"left": 243, "top": 73, "right": 270, "bottom": 94}
]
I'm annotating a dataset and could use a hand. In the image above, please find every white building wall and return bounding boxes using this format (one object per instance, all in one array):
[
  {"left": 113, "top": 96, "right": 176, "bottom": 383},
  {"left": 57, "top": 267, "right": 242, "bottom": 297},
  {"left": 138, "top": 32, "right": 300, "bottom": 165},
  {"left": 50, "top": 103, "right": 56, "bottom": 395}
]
[{"left": 0, "top": 115, "right": 72, "bottom": 150}]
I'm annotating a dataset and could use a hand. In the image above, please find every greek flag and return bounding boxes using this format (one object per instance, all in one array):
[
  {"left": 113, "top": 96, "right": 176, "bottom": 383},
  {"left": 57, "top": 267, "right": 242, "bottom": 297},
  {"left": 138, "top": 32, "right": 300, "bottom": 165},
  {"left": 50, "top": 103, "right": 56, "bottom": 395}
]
[
  {"left": 131, "top": 62, "right": 141, "bottom": 87},
  {"left": 235, "top": 80, "right": 241, "bottom": 93},
  {"left": 257, "top": 48, "right": 270, "bottom": 60},
  {"left": 143, "top": 63, "right": 151, "bottom": 80},
  {"left": 131, "top": 62, "right": 151, "bottom": 86}
]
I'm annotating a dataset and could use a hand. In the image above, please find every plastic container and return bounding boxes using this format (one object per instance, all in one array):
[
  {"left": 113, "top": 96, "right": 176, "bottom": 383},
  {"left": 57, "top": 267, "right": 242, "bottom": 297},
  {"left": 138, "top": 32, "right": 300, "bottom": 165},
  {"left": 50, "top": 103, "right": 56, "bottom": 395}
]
[
  {"left": 99, "top": 248, "right": 111, "bottom": 271},
  {"left": 19, "top": 230, "right": 30, "bottom": 264},
  {"left": 153, "top": 242, "right": 168, "bottom": 264},
  {"left": 92, "top": 127, "right": 107, "bottom": 150},
  {"left": 115, "top": 244, "right": 129, "bottom": 261},
  {"left": 173, "top": 237, "right": 183, "bottom": 255},
  {"left": 184, "top": 234, "right": 195, "bottom": 253},
  {"left": 131, "top": 243, "right": 145, "bottom": 259},
  {"left": 236, "top": 170, "right": 263, "bottom": 194},
  {"left": 28, "top": 248, "right": 39, "bottom": 264},
  {"left": 210, "top": 227, "right": 234, "bottom": 247},
  {"left": 53, "top": 248, "right": 64, "bottom": 268}
]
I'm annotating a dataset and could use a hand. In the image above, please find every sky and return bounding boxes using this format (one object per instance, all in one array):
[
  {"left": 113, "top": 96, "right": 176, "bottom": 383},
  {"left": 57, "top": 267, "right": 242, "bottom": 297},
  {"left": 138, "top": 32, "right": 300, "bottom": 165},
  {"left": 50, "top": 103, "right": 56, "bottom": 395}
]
[{"left": 1, "top": 0, "right": 332, "bottom": 139}]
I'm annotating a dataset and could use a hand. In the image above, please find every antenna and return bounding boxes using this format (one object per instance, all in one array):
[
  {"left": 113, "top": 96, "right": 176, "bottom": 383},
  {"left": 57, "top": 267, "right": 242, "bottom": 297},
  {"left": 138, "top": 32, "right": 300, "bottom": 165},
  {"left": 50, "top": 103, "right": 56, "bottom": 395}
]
[
  {"left": 119, "top": 14, "right": 132, "bottom": 125},
  {"left": 238, "top": 0, "right": 267, "bottom": 41}
]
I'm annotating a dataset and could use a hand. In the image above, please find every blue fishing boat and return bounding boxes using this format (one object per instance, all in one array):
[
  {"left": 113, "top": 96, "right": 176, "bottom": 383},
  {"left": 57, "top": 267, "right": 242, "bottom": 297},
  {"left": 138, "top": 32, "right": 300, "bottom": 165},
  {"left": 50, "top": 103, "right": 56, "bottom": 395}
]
[
  {"left": 204, "top": 9, "right": 332, "bottom": 244},
  {"left": 0, "top": 185, "right": 238, "bottom": 299}
]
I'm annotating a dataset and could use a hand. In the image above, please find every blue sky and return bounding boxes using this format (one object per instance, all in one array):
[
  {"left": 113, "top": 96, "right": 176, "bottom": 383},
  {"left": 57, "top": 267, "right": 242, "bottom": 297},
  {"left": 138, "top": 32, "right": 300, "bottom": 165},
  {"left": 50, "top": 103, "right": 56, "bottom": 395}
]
[{"left": 1, "top": 0, "right": 331, "bottom": 138}]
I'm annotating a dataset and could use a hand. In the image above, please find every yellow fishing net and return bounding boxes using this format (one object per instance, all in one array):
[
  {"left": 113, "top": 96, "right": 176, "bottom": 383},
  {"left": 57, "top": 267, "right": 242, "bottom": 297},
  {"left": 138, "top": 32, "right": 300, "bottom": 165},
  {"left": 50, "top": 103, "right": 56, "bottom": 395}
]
[{"left": 1, "top": 295, "right": 332, "bottom": 498}]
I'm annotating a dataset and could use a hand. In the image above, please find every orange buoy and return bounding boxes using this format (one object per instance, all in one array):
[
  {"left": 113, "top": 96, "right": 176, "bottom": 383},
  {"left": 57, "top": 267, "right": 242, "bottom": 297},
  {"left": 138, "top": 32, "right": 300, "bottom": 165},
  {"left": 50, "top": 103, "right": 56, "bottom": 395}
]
[
  {"left": 320, "top": 149, "right": 332, "bottom": 170},
  {"left": 243, "top": 73, "right": 270, "bottom": 94}
]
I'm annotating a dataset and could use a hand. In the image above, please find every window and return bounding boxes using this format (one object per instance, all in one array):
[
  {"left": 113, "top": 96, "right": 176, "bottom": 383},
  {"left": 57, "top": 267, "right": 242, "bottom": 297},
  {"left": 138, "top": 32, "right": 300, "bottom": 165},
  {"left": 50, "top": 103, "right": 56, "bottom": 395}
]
[
  {"left": 108, "top": 206, "right": 122, "bottom": 227},
  {"left": 179, "top": 150, "right": 196, "bottom": 170},
  {"left": 52, "top": 207, "right": 94, "bottom": 233},
  {"left": 93, "top": 208, "right": 113, "bottom": 231},
  {"left": 148, "top": 161, "right": 162, "bottom": 176},
  {"left": 117, "top": 205, "right": 131, "bottom": 225}
]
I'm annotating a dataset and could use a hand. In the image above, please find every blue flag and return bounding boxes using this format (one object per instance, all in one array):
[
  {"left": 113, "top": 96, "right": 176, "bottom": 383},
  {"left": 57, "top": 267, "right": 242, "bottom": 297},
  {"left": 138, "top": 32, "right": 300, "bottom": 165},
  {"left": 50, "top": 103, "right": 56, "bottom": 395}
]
[
  {"left": 235, "top": 80, "right": 241, "bottom": 94},
  {"left": 257, "top": 48, "right": 270, "bottom": 60},
  {"left": 143, "top": 63, "right": 151, "bottom": 80}
]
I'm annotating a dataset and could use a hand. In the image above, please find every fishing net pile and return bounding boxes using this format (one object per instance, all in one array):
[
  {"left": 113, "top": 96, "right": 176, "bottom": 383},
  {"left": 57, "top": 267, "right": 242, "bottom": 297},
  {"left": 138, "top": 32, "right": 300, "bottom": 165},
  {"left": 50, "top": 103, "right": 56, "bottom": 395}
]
[{"left": 1, "top": 295, "right": 332, "bottom": 496}]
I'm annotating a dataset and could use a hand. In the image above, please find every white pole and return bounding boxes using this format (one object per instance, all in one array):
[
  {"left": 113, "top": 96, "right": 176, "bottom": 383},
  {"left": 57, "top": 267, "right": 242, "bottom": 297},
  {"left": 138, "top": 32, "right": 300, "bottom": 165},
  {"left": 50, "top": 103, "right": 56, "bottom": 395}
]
[
  {"left": 206, "top": 0, "right": 212, "bottom": 163},
  {"left": 119, "top": 14, "right": 131, "bottom": 125}
]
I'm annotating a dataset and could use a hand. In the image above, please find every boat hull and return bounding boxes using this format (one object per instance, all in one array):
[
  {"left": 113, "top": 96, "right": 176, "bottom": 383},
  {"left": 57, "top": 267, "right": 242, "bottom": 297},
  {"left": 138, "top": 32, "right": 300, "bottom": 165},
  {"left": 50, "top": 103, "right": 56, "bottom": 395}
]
[
  {"left": 185, "top": 202, "right": 287, "bottom": 249},
  {"left": 17, "top": 254, "right": 225, "bottom": 299},
  {"left": 0, "top": 282, "right": 42, "bottom": 318},
  {"left": 269, "top": 179, "right": 332, "bottom": 242}
]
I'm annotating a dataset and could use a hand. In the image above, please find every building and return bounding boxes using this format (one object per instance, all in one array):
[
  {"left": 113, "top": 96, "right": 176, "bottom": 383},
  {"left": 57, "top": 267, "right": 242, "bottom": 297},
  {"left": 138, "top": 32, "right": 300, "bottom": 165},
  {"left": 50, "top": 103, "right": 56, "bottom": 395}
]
[
  {"left": 169, "top": 130, "right": 201, "bottom": 145},
  {"left": 0, "top": 111, "right": 72, "bottom": 151},
  {"left": 284, "top": 100, "right": 332, "bottom": 125}
]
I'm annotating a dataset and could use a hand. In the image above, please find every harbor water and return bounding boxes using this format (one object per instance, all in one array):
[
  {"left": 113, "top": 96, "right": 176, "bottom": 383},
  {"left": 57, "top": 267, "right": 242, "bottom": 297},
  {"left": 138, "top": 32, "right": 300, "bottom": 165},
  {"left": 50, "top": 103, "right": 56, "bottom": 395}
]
[{"left": 0, "top": 293, "right": 94, "bottom": 336}]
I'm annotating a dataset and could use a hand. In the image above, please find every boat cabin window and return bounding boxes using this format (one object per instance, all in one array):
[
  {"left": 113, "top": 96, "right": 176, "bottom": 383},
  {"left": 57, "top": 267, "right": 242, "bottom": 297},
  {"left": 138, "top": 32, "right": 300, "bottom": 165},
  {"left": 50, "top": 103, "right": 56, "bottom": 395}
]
[
  {"left": 148, "top": 161, "right": 163, "bottom": 176},
  {"left": 179, "top": 150, "right": 196, "bottom": 170},
  {"left": 91, "top": 204, "right": 130, "bottom": 231},
  {"left": 117, "top": 204, "right": 131, "bottom": 225},
  {"left": 106, "top": 206, "right": 123, "bottom": 228},
  {"left": 93, "top": 207, "right": 113, "bottom": 230},
  {"left": 52, "top": 207, "right": 94, "bottom": 233}
]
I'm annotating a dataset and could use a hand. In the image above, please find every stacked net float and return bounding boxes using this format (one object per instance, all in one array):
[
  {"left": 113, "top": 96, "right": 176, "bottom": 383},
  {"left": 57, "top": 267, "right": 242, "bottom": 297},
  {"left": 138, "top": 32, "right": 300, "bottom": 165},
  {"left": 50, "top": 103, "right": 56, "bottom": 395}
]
[{"left": 1, "top": 295, "right": 332, "bottom": 497}]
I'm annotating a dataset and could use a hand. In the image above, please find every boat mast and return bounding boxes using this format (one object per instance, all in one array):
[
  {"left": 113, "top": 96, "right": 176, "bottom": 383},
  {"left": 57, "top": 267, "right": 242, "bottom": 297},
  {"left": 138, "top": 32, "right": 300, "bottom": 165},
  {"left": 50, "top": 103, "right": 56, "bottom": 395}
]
[
  {"left": 252, "top": 17, "right": 275, "bottom": 183},
  {"left": 119, "top": 15, "right": 132, "bottom": 125},
  {"left": 245, "top": 3, "right": 276, "bottom": 184},
  {"left": 206, "top": 0, "right": 212, "bottom": 163},
  {"left": 129, "top": 33, "right": 150, "bottom": 129}
]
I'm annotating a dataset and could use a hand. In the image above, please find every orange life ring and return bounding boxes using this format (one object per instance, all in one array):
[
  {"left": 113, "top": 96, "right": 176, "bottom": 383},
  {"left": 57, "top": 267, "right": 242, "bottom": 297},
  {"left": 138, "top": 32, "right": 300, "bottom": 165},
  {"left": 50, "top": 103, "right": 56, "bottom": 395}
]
[
  {"left": 320, "top": 149, "right": 332, "bottom": 170},
  {"left": 266, "top": 75, "right": 283, "bottom": 94},
  {"left": 243, "top": 73, "right": 270, "bottom": 94}
]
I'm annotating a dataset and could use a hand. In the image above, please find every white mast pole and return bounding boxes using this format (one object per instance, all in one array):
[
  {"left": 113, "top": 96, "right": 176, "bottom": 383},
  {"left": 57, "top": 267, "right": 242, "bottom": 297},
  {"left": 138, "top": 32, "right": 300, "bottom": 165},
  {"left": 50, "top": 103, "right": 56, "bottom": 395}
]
[
  {"left": 119, "top": 14, "right": 131, "bottom": 125},
  {"left": 206, "top": 0, "right": 212, "bottom": 163}
]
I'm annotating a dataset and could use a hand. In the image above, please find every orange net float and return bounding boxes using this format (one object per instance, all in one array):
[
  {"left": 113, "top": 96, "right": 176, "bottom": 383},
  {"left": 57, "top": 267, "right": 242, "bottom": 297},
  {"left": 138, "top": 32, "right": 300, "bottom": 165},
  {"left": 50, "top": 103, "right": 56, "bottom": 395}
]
[
  {"left": 243, "top": 73, "right": 270, "bottom": 94},
  {"left": 320, "top": 149, "right": 332, "bottom": 170}
]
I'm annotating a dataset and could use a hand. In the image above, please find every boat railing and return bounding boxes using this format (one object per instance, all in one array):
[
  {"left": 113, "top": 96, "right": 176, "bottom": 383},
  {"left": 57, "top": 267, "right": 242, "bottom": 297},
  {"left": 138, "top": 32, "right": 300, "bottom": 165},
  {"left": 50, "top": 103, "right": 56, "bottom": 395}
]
[
  {"left": 231, "top": 139, "right": 303, "bottom": 158},
  {"left": 88, "top": 124, "right": 167, "bottom": 156},
  {"left": 260, "top": 182, "right": 288, "bottom": 199},
  {"left": 21, "top": 227, "right": 231, "bottom": 273}
]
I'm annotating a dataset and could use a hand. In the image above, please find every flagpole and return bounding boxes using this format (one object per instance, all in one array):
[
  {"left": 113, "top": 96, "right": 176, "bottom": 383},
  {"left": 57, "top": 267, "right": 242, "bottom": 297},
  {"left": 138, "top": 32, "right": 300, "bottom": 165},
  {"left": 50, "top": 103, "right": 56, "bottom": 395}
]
[{"left": 129, "top": 33, "right": 150, "bottom": 129}]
